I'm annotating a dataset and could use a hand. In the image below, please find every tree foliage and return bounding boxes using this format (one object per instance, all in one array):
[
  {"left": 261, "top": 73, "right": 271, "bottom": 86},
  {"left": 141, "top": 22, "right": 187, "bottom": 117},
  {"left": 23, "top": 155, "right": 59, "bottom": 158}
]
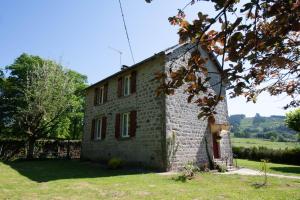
[
  {"left": 0, "top": 54, "right": 87, "bottom": 158},
  {"left": 285, "top": 108, "right": 300, "bottom": 133},
  {"left": 147, "top": 0, "right": 300, "bottom": 121}
]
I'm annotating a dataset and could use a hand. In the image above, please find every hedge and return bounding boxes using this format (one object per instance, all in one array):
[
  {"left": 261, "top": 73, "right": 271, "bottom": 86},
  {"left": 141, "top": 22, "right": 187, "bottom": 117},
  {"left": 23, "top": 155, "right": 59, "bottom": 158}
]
[
  {"left": 232, "top": 146, "right": 300, "bottom": 165},
  {"left": 0, "top": 139, "right": 81, "bottom": 161}
]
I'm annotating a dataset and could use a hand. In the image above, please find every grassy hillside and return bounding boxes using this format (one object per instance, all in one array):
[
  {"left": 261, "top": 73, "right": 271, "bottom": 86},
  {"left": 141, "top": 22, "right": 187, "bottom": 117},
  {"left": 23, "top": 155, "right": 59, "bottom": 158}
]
[{"left": 230, "top": 114, "right": 297, "bottom": 142}]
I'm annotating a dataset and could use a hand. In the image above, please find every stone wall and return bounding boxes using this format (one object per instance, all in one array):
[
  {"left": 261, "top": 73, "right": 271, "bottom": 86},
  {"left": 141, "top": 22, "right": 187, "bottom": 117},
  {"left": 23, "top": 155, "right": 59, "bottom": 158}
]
[
  {"left": 82, "top": 44, "right": 233, "bottom": 171},
  {"left": 0, "top": 140, "right": 81, "bottom": 160},
  {"left": 164, "top": 44, "right": 232, "bottom": 170},
  {"left": 81, "top": 55, "right": 167, "bottom": 170}
]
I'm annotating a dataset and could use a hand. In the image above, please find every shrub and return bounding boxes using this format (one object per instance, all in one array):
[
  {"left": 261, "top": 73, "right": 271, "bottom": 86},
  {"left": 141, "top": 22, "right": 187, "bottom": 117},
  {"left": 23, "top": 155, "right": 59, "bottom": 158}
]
[
  {"left": 107, "top": 157, "right": 123, "bottom": 169},
  {"left": 232, "top": 146, "right": 300, "bottom": 165},
  {"left": 216, "top": 164, "right": 227, "bottom": 173},
  {"left": 181, "top": 161, "right": 200, "bottom": 179},
  {"left": 199, "top": 163, "right": 210, "bottom": 172}
]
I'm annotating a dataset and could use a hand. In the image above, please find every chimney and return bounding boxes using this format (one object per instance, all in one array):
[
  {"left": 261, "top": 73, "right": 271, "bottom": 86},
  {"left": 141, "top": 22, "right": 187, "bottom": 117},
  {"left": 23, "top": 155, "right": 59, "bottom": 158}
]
[{"left": 121, "top": 65, "right": 129, "bottom": 71}]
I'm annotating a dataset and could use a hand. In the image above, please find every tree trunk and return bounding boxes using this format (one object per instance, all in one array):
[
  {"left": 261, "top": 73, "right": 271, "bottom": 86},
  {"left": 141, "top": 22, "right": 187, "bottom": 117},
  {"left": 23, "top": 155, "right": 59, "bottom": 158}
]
[{"left": 27, "top": 137, "right": 36, "bottom": 160}]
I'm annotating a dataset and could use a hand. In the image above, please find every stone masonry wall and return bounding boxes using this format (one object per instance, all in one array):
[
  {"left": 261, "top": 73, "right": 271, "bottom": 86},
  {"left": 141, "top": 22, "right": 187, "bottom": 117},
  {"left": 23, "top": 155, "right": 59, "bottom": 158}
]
[
  {"left": 81, "top": 55, "right": 166, "bottom": 170},
  {"left": 164, "top": 44, "right": 232, "bottom": 170}
]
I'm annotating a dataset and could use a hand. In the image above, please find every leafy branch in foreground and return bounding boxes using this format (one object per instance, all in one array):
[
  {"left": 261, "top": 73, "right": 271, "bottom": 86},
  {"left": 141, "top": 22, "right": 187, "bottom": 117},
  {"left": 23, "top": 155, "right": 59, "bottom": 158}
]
[{"left": 148, "top": 0, "right": 300, "bottom": 121}]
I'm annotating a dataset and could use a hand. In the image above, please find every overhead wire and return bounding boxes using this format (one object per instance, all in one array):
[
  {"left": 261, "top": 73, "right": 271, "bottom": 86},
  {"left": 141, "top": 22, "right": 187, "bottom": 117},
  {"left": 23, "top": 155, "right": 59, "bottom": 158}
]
[{"left": 118, "top": 0, "right": 135, "bottom": 64}]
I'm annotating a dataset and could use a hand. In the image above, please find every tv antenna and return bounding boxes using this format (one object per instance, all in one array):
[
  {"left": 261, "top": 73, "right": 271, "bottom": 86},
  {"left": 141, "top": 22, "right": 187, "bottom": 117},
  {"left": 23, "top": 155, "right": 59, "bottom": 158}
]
[{"left": 108, "top": 46, "right": 123, "bottom": 67}]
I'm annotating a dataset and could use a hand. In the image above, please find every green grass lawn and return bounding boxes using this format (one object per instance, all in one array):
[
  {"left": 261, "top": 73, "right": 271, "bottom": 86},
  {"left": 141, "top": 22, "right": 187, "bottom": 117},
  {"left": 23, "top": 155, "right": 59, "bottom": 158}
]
[
  {"left": 236, "top": 159, "right": 300, "bottom": 177},
  {"left": 232, "top": 137, "right": 300, "bottom": 149},
  {"left": 0, "top": 160, "right": 300, "bottom": 199}
]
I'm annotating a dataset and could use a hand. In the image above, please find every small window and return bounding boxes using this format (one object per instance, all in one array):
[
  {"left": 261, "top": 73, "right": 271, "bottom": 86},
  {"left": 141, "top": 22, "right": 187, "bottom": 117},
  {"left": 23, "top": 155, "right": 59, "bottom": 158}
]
[
  {"left": 123, "top": 75, "right": 131, "bottom": 96},
  {"left": 121, "top": 113, "right": 130, "bottom": 138},
  {"left": 99, "top": 86, "right": 104, "bottom": 104},
  {"left": 95, "top": 118, "right": 102, "bottom": 140},
  {"left": 94, "top": 86, "right": 105, "bottom": 105}
]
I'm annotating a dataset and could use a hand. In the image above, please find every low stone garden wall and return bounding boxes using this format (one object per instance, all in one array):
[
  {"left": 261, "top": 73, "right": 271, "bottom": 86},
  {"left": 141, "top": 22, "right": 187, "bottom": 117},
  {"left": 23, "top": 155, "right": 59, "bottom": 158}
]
[{"left": 0, "top": 139, "right": 81, "bottom": 160}]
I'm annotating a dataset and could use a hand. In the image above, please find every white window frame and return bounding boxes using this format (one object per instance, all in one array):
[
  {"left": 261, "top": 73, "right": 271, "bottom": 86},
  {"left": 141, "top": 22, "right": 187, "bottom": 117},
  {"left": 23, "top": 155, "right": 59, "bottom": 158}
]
[
  {"left": 95, "top": 118, "right": 102, "bottom": 140},
  {"left": 121, "top": 113, "right": 130, "bottom": 138},
  {"left": 98, "top": 86, "right": 104, "bottom": 104},
  {"left": 123, "top": 75, "right": 131, "bottom": 96}
]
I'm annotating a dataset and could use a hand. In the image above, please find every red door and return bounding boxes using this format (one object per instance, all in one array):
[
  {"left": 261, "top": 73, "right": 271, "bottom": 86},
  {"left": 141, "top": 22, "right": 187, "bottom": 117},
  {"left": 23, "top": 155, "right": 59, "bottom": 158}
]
[{"left": 212, "top": 133, "right": 220, "bottom": 158}]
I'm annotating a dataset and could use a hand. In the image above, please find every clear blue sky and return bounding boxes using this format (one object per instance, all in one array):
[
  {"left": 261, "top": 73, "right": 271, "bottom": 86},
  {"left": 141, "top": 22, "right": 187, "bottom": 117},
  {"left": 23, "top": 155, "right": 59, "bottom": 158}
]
[{"left": 0, "top": 0, "right": 292, "bottom": 117}]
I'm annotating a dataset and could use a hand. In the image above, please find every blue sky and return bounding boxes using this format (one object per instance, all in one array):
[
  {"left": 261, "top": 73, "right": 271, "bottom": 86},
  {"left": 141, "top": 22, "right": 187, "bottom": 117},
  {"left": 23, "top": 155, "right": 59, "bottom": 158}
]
[{"left": 0, "top": 0, "right": 292, "bottom": 117}]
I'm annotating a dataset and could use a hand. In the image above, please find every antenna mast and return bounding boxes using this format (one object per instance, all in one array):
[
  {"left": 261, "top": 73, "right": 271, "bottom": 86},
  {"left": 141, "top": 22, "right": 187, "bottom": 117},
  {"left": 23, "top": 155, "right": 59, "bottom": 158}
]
[{"left": 108, "top": 46, "right": 123, "bottom": 67}]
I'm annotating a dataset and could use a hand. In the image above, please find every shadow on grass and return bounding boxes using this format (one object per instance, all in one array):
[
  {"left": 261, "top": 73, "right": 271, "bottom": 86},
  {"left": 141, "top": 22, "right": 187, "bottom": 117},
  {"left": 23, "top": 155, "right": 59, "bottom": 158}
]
[
  {"left": 252, "top": 183, "right": 267, "bottom": 189},
  {"left": 269, "top": 167, "right": 300, "bottom": 175},
  {"left": 2, "top": 159, "right": 152, "bottom": 183}
]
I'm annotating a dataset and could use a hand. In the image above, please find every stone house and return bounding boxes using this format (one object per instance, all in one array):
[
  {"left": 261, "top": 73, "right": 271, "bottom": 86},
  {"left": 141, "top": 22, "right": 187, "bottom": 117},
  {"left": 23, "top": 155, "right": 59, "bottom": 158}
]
[{"left": 81, "top": 44, "right": 233, "bottom": 171}]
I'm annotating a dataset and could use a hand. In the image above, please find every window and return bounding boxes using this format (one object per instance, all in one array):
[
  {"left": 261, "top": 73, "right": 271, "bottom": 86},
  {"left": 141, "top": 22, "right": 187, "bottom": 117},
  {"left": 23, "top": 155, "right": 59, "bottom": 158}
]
[
  {"left": 99, "top": 86, "right": 104, "bottom": 104},
  {"left": 95, "top": 118, "right": 102, "bottom": 140},
  {"left": 117, "top": 71, "right": 136, "bottom": 98},
  {"left": 91, "top": 116, "right": 107, "bottom": 140},
  {"left": 115, "top": 111, "right": 136, "bottom": 139},
  {"left": 121, "top": 113, "right": 130, "bottom": 137},
  {"left": 94, "top": 85, "right": 108, "bottom": 105},
  {"left": 123, "top": 75, "right": 131, "bottom": 96}
]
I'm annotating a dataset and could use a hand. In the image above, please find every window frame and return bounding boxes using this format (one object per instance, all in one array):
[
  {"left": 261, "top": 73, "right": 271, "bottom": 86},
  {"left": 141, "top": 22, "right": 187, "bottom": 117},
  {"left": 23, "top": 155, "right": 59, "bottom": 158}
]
[
  {"left": 95, "top": 118, "right": 102, "bottom": 140},
  {"left": 123, "top": 75, "right": 131, "bottom": 96},
  {"left": 94, "top": 86, "right": 105, "bottom": 106},
  {"left": 121, "top": 112, "right": 130, "bottom": 138},
  {"left": 99, "top": 86, "right": 104, "bottom": 104}
]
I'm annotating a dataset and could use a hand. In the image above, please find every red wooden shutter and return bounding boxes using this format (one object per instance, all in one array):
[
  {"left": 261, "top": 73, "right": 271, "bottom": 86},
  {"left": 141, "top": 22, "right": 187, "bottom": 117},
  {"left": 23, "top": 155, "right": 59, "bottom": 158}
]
[
  {"left": 101, "top": 116, "right": 107, "bottom": 140},
  {"left": 117, "top": 77, "right": 123, "bottom": 97},
  {"left": 91, "top": 119, "right": 95, "bottom": 140},
  {"left": 130, "top": 71, "right": 136, "bottom": 94},
  {"left": 115, "top": 113, "right": 121, "bottom": 139},
  {"left": 94, "top": 88, "right": 99, "bottom": 106},
  {"left": 129, "top": 111, "right": 137, "bottom": 137},
  {"left": 103, "top": 83, "right": 108, "bottom": 103}
]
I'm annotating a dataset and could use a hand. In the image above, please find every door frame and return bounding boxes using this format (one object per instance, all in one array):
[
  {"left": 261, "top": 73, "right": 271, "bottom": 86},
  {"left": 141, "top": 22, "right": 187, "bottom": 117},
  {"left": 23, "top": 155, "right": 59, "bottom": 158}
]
[{"left": 212, "top": 132, "right": 220, "bottom": 159}]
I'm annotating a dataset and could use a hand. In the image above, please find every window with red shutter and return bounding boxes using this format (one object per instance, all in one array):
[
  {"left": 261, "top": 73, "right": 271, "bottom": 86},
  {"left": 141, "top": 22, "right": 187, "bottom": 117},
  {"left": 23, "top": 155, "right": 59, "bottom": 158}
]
[
  {"left": 129, "top": 110, "right": 137, "bottom": 137},
  {"left": 117, "top": 77, "right": 123, "bottom": 97},
  {"left": 101, "top": 116, "right": 107, "bottom": 140},
  {"left": 103, "top": 83, "right": 108, "bottom": 103},
  {"left": 94, "top": 88, "right": 99, "bottom": 106},
  {"left": 130, "top": 71, "right": 136, "bottom": 94},
  {"left": 91, "top": 119, "right": 95, "bottom": 140},
  {"left": 115, "top": 113, "right": 121, "bottom": 139}
]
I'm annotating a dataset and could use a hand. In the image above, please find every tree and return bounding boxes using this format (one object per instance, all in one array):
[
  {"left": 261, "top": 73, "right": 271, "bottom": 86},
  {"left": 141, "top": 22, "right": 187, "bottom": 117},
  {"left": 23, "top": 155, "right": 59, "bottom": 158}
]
[
  {"left": 147, "top": 0, "right": 300, "bottom": 121},
  {"left": 286, "top": 108, "right": 300, "bottom": 134},
  {"left": 252, "top": 113, "right": 265, "bottom": 125},
  {"left": 56, "top": 70, "right": 87, "bottom": 140},
  {"left": 1, "top": 54, "right": 87, "bottom": 158},
  {"left": 0, "top": 68, "right": 6, "bottom": 137}
]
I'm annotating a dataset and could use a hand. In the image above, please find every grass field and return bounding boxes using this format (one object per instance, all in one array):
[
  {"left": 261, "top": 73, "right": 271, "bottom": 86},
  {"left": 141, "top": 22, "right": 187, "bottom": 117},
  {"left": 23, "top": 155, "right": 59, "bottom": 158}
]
[
  {"left": 237, "top": 159, "right": 300, "bottom": 177},
  {"left": 231, "top": 137, "right": 300, "bottom": 149},
  {"left": 0, "top": 160, "right": 300, "bottom": 199}
]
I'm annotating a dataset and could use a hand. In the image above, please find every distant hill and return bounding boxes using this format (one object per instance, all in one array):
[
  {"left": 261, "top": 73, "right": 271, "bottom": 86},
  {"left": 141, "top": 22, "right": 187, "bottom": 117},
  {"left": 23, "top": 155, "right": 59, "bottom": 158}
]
[{"left": 229, "top": 114, "right": 297, "bottom": 142}]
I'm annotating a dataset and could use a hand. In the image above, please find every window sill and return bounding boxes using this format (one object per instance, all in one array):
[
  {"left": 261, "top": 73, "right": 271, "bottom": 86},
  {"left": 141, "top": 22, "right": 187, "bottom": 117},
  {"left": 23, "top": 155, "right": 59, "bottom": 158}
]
[
  {"left": 117, "top": 137, "right": 134, "bottom": 141},
  {"left": 92, "top": 139, "right": 104, "bottom": 142},
  {"left": 118, "top": 92, "right": 136, "bottom": 99},
  {"left": 94, "top": 102, "right": 108, "bottom": 106}
]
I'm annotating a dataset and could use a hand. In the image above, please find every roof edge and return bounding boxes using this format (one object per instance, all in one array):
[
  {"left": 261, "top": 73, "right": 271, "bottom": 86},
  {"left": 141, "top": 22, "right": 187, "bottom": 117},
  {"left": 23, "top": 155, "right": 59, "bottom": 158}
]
[{"left": 85, "top": 51, "right": 165, "bottom": 90}]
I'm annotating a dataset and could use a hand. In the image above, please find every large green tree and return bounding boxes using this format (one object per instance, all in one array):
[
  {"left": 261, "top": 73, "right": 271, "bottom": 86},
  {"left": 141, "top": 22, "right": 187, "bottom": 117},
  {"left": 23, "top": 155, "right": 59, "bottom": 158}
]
[
  {"left": 0, "top": 54, "right": 87, "bottom": 158},
  {"left": 55, "top": 70, "right": 87, "bottom": 140},
  {"left": 147, "top": 0, "right": 300, "bottom": 122}
]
